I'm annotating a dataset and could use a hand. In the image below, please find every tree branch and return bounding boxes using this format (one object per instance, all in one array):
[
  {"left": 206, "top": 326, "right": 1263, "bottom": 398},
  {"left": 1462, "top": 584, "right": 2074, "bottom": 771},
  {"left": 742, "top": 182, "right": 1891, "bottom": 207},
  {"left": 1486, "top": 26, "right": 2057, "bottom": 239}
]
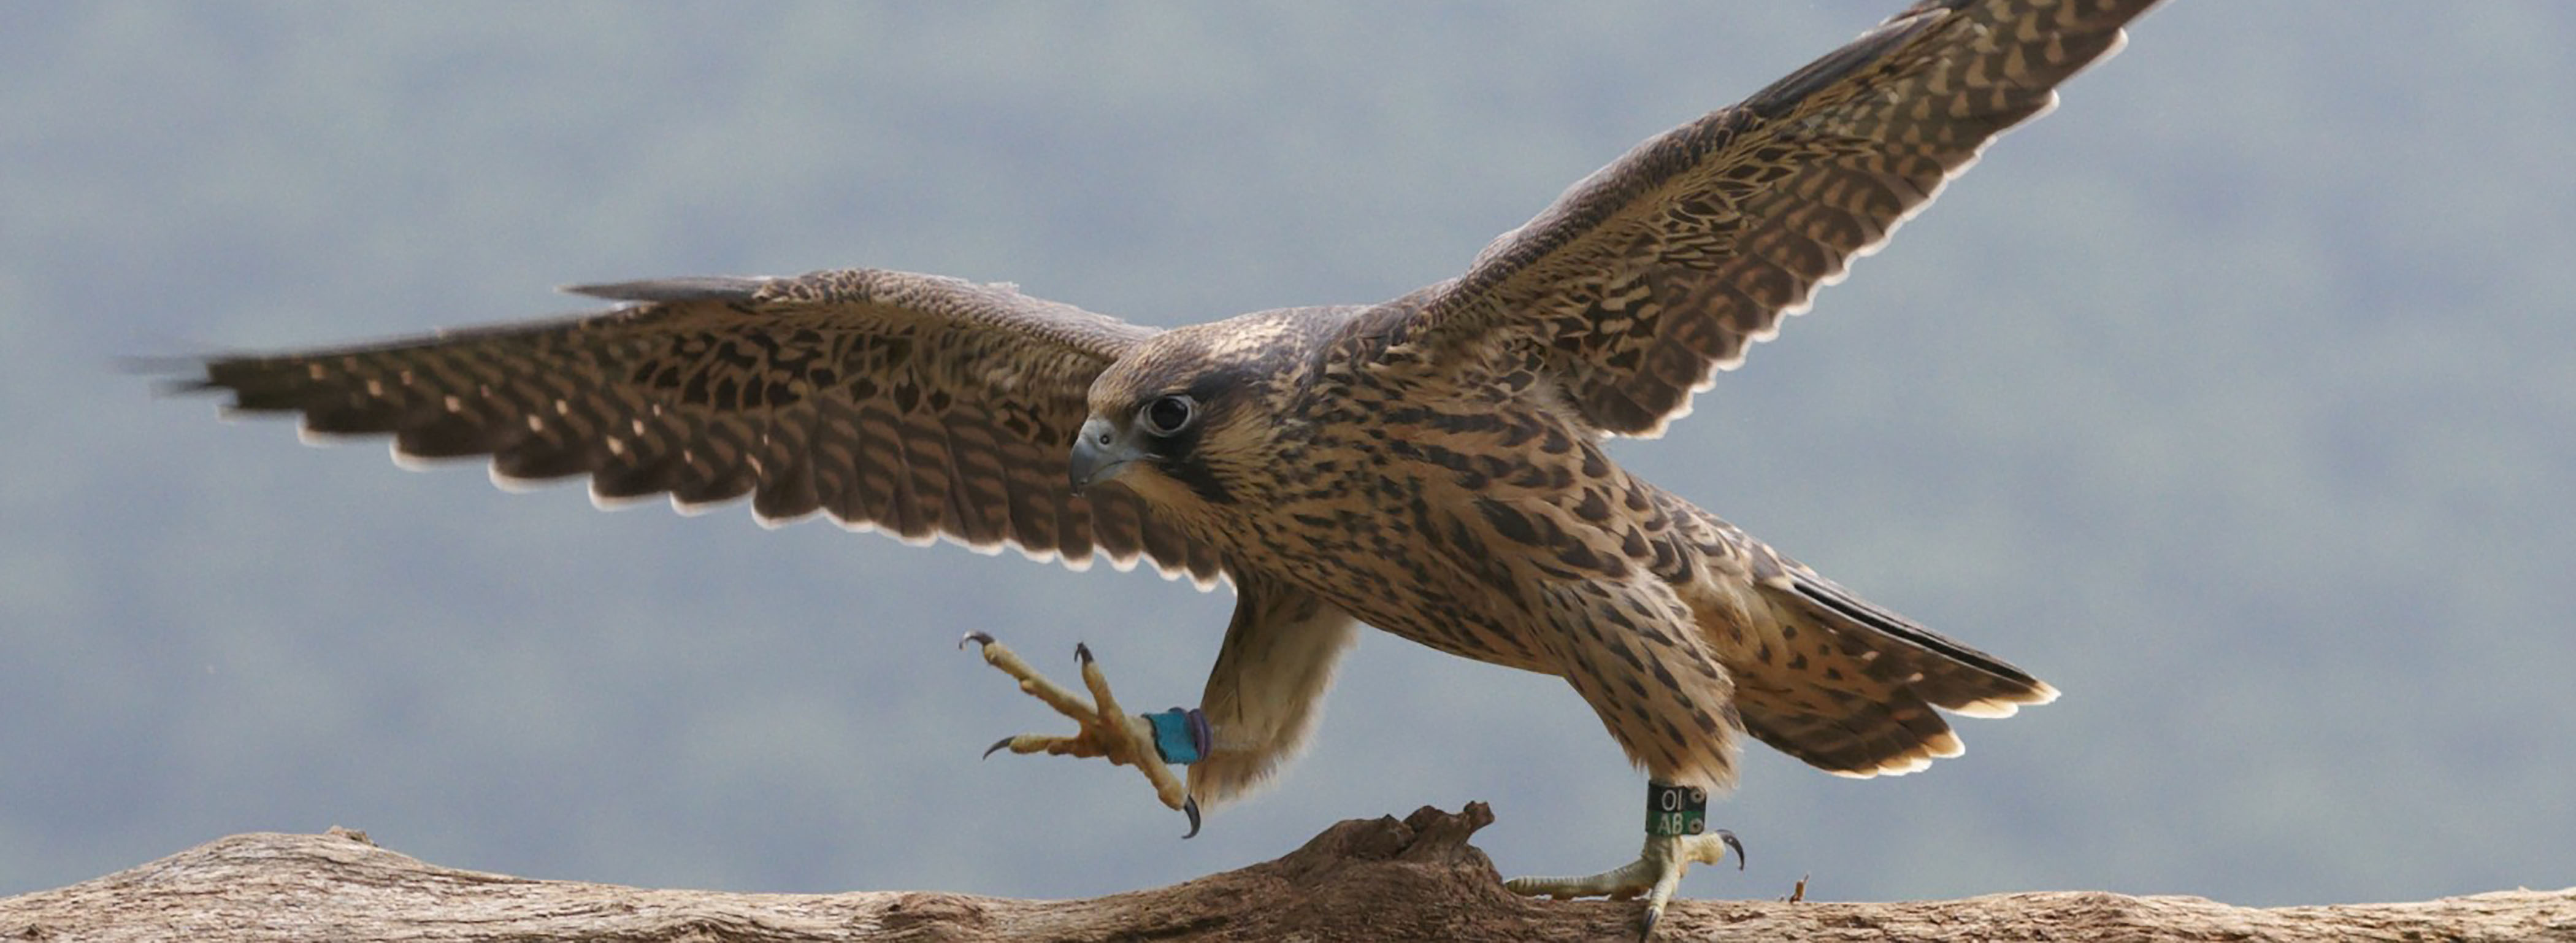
[{"left": 4, "top": 804, "right": 2568, "bottom": 942}]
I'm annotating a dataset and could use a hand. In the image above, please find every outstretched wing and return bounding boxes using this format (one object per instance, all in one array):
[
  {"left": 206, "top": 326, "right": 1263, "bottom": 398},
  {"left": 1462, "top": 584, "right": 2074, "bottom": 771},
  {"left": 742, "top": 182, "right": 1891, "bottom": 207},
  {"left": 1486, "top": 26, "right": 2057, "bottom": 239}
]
[
  {"left": 1378, "top": 0, "right": 2156, "bottom": 437},
  {"left": 182, "top": 268, "right": 1227, "bottom": 583}
]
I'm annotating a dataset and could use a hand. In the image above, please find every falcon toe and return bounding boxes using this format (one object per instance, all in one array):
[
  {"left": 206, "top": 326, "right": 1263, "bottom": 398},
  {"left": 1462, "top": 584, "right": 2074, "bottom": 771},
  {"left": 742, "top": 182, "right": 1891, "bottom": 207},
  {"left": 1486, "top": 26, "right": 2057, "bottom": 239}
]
[{"left": 963, "top": 634, "right": 1194, "bottom": 829}]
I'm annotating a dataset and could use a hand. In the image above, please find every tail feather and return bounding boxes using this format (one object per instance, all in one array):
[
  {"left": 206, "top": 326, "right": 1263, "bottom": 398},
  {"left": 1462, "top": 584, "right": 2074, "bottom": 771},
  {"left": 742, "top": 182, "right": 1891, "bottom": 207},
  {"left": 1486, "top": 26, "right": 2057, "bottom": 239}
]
[
  {"left": 1734, "top": 564, "right": 2055, "bottom": 777},
  {"left": 1672, "top": 502, "right": 2054, "bottom": 778},
  {"left": 1785, "top": 569, "right": 2060, "bottom": 716}
]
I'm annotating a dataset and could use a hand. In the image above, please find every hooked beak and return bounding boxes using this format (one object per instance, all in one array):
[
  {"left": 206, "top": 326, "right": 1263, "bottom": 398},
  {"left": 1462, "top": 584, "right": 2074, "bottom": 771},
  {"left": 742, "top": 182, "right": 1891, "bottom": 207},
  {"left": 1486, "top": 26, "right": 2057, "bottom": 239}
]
[{"left": 1068, "top": 416, "right": 1143, "bottom": 495}]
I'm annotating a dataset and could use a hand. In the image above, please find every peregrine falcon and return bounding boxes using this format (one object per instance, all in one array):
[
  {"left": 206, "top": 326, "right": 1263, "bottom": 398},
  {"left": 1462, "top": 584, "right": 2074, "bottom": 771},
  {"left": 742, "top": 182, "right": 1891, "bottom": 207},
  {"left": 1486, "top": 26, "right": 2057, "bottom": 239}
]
[{"left": 174, "top": 1, "right": 2155, "bottom": 935}]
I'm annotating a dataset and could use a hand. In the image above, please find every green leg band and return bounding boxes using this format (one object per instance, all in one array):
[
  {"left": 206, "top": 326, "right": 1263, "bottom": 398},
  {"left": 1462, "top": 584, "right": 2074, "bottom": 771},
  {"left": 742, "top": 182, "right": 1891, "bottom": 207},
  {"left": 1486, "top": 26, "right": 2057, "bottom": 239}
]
[{"left": 1646, "top": 782, "right": 1709, "bottom": 837}]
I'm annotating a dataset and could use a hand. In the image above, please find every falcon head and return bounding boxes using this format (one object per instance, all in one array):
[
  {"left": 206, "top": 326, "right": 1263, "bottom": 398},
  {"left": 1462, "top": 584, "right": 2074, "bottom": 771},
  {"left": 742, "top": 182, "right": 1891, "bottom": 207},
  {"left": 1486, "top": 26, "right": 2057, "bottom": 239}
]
[{"left": 1070, "top": 308, "right": 1340, "bottom": 513}]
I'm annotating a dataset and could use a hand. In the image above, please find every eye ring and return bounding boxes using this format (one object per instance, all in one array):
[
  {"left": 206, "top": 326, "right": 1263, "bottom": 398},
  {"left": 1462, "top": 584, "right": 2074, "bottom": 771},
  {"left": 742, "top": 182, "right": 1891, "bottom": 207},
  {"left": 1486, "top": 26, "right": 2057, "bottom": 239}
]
[{"left": 1139, "top": 394, "right": 1196, "bottom": 436}]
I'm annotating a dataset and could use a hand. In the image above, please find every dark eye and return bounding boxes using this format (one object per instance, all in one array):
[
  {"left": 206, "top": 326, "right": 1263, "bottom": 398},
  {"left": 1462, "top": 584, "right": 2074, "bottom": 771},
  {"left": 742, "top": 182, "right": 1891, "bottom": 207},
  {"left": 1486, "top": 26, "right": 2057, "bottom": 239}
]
[{"left": 1140, "top": 395, "right": 1195, "bottom": 436}]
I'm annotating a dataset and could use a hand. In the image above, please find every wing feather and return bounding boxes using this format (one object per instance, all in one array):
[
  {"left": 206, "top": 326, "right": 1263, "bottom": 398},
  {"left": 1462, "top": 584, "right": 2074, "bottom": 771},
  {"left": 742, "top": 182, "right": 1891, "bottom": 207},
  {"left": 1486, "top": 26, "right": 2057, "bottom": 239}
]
[
  {"left": 183, "top": 268, "right": 1227, "bottom": 583},
  {"left": 1376, "top": 0, "right": 2157, "bottom": 437}
]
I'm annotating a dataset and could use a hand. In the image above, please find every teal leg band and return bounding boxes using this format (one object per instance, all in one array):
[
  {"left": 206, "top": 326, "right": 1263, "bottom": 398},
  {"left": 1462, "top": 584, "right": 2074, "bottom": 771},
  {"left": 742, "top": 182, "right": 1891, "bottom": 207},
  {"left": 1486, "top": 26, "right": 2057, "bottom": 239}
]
[{"left": 1144, "top": 707, "right": 1211, "bottom": 765}]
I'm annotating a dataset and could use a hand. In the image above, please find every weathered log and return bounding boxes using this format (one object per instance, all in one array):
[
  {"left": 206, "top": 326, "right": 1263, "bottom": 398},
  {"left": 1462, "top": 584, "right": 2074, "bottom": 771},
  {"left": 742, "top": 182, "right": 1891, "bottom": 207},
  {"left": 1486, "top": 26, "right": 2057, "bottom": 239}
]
[{"left": 4, "top": 804, "right": 2569, "bottom": 941}]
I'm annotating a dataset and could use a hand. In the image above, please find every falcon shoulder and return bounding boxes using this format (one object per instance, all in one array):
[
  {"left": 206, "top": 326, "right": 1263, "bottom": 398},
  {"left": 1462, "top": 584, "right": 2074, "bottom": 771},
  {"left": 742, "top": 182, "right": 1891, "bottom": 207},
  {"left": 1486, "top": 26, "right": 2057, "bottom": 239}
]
[
  {"left": 1371, "top": 0, "right": 2157, "bottom": 437},
  {"left": 182, "top": 268, "right": 1226, "bottom": 583}
]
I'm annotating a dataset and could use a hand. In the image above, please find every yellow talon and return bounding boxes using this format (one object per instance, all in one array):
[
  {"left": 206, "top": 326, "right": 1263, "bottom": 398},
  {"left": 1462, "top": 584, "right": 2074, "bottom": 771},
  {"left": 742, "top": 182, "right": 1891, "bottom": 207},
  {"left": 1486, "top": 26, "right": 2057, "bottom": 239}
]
[
  {"left": 1506, "top": 830, "right": 1742, "bottom": 940},
  {"left": 964, "top": 634, "right": 1196, "bottom": 833}
]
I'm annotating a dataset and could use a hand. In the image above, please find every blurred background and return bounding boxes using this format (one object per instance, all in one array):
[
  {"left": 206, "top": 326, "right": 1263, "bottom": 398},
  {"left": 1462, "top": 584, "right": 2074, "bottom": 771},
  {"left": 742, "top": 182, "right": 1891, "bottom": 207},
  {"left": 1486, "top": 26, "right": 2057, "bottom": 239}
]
[{"left": 4, "top": 2, "right": 2570, "bottom": 906}]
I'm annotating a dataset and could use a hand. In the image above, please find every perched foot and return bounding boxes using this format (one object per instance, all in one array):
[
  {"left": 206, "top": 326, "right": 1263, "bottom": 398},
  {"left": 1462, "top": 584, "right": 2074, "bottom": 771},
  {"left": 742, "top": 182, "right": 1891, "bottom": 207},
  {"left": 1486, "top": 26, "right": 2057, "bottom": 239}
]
[
  {"left": 959, "top": 632, "right": 1201, "bottom": 836},
  {"left": 1504, "top": 830, "right": 1743, "bottom": 939}
]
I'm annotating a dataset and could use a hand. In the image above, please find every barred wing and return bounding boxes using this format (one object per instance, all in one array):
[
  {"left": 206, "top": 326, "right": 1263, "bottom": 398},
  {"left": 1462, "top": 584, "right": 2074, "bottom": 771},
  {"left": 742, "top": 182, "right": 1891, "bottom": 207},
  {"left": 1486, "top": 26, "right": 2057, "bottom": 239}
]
[
  {"left": 1388, "top": 0, "right": 2156, "bottom": 437},
  {"left": 185, "top": 268, "right": 1226, "bottom": 583}
]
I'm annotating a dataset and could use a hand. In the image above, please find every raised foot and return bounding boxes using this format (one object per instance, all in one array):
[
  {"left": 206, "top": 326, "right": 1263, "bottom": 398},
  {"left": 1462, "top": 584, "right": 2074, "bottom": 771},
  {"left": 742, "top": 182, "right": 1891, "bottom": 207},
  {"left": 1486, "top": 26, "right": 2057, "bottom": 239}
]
[
  {"left": 959, "top": 632, "right": 1200, "bottom": 837},
  {"left": 1504, "top": 831, "right": 1743, "bottom": 939}
]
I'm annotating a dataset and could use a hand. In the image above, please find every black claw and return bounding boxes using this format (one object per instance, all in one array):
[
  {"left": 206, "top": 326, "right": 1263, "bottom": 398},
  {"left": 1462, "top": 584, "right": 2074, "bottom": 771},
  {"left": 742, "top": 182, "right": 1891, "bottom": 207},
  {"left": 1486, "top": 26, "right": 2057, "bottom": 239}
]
[
  {"left": 1639, "top": 906, "right": 1658, "bottom": 941},
  {"left": 1719, "top": 829, "right": 1745, "bottom": 871},
  {"left": 1075, "top": 641, "right": 1094, "bottom": 664},
  {"left": 959, "top": 631, "right": 994, "bottom": 650},
  {"left": 982, "top": 736, "right": 1015, "bottom": 760},
  {"left": 1180, "top": 796, "right": 1202, "bottom": 839}
]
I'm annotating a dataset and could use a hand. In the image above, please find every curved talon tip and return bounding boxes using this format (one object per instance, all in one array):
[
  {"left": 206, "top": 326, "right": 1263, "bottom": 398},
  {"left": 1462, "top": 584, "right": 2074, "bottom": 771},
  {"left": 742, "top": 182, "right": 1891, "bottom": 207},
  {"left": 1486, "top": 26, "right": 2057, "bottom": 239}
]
[
  {"left": 1181, "top": 797, "right": 1202, "bottom": 839},
  {"left": 1720, "top": 829, "right": 1745, "bottom": 871},
  {"left": 1639, "top": 906, "right": 1658, "bottom": 941},
  {"left": 959, "top": 631, "right": 994, "bottom": 650},
  {"left": 1075, "top": 642, "right": 1094, "bottom": 664},
  {"left": 981, "top": 736, "right": 1014, "bottom": 760}
]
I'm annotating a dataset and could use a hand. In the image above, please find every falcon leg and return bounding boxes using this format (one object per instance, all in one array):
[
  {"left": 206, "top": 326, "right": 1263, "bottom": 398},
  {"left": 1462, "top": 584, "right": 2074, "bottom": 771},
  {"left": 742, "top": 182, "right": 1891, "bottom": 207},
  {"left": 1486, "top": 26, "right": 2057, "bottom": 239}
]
[
  {"left": 959, "top": 632, "right": 1208, "bottom": 837},
  {"left": 1503, "top": 783, "right": 1744, "bottom": 940}
]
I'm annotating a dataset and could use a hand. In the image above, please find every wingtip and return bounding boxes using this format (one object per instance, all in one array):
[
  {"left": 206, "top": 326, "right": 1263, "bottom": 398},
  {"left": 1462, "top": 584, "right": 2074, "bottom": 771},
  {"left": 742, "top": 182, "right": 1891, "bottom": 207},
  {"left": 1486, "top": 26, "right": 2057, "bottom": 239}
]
[
  {"left": 561, "top": 275, "right": 769, "bottom": 304},
  {"left": 147, "top": 374, "right": 223, "bottom": 400},
  {"left": 120, "top": 352, "right": 237, "bottom": 403}
]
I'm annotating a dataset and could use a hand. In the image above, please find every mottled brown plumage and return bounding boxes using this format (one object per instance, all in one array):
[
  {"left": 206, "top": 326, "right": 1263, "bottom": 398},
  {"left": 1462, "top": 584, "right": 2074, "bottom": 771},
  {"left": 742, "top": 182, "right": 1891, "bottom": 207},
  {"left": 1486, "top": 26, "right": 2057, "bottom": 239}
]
[{"left": 178, "top": 1, "right": 2154, "bottom": 931}]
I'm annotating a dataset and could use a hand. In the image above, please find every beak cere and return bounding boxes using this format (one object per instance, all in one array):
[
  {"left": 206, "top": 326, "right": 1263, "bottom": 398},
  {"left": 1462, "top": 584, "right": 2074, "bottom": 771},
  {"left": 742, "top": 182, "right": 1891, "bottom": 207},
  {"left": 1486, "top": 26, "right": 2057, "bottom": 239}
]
[{"left": 1068, "top": 416, "right": 1140, "bottom": 494}]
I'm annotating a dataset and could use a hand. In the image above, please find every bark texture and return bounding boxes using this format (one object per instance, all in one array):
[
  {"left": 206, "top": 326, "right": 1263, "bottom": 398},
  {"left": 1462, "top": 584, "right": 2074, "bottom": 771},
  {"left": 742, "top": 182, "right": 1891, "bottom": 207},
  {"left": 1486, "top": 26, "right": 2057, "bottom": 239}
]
[{"left": 4, "top": 804, "right": 2569, "bottom": 942}]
